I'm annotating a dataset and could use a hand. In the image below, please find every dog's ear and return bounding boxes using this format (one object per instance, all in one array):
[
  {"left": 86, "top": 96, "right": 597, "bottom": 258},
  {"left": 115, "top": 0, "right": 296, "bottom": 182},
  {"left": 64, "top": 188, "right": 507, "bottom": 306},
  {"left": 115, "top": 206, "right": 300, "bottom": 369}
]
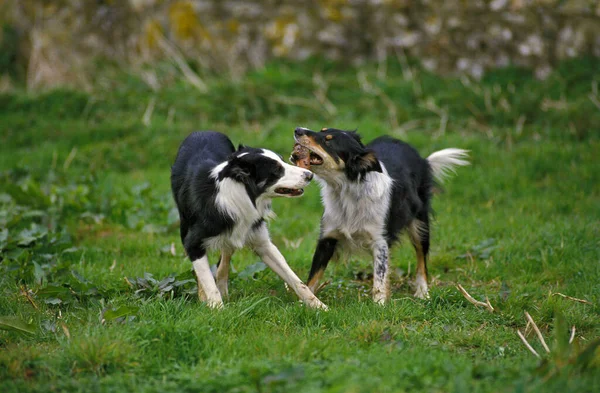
[
  {"left": 347, "top": 131, "right": 365, "bottom": 147},
  {"left": 228, "top": 156, "right": 254, "bottom": 183},
  {"left": 346, "top": 150, "right": 381, "bottom": 181},
  {"left": 237, "top": 144, "right": 247, "bottom": 151}
]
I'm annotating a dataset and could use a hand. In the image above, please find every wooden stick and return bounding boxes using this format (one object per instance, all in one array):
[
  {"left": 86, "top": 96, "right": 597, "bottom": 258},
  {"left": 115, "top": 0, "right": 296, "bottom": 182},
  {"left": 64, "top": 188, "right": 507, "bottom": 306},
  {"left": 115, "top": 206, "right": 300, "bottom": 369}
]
[
  {"left": 524, "top": 320, "right": 531, "bottom": 336},
  {"left": 317, "top": 280, "right": 332, "bottom": 293},
  {"left": 456, "top": 284, "right": 494, "bottom": 312},
  {"left": 569, "top": 326, "right": 576, "bottom": 344},
  {"left": 20, "top": 285, "right": 39, "bottom": 310},
  {"left": 524, "top": 311, "right": 550, "bottom": 353},
  {"left": 517, "top": 329, "right": 541, "bottom": 358},
  {"left": 552, "top": 292, "right": 592, "bottom": 305}
]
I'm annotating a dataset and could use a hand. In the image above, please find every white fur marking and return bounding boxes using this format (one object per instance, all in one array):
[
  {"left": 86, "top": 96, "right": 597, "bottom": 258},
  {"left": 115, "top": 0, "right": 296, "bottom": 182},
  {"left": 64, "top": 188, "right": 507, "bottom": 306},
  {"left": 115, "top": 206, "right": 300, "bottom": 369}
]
[
  {"left": 372, "top": 240, "right": 390, "bottom": 304},
  {"left": 208, "top": 175, "right": 273, "bottom": 251},
  {"left": 210, "top": 161, "right": 228, "bottom": 179},
  {"left": 261, "top": 149, "right": 283, "bottom": 163},
  {"left": 319, "top": 163, "right": 393, "bottom": 252},
  {"left": 414, "top": 275, "right": 429, "bottom": 299},
  {"left": 427, "top": 148, "right": 470, "bottom": 183},
  {"left": 192, "top": 256, "right": 223, "bottom": 308}
]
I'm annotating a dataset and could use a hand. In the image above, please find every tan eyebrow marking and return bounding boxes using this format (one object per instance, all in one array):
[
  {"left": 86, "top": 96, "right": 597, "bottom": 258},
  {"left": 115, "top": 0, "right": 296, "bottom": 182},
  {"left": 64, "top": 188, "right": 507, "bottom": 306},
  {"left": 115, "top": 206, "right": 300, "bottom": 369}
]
[
  {"left": 325, "top": 134, "right": 333, "bottom": 140},
  {"left": 321, "top": 128, "right": 328, "bottom": 132}
]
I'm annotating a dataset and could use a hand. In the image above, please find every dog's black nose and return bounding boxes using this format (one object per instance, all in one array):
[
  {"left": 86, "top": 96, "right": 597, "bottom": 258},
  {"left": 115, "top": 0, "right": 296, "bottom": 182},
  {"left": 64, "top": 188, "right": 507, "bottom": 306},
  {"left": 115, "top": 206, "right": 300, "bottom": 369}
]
[
  {"left": 304, "top": 171, "right": 314, "bottom": 181},
  {"left": 295, "top": 127, "right": 308, "bottom": 137}
]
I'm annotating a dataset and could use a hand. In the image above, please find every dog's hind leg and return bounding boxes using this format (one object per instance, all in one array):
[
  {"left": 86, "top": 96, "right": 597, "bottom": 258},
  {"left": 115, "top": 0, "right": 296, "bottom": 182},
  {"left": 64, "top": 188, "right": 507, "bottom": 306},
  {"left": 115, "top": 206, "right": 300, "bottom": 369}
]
[
  {"left": 216, "top": 251, "right": 233, "bottom": 299},
  {"left": 307, "top": 238, "right": 337, "bottom": 294},
  {"left": 190, "top": 249, "right": 223, "bottom": 309},
  {"left": 409, "top": 219, "right": 430, "bottom": 299},
  {"left": 372, "top": 239, "right": 390, "bottom": 304}
]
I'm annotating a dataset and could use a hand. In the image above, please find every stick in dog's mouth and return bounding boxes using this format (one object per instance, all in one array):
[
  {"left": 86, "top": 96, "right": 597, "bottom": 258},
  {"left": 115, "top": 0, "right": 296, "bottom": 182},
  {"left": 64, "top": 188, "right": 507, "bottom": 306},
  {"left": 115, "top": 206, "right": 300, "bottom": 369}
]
[{"left": 291, "top": 144, "right": 323, "bottom": 169}]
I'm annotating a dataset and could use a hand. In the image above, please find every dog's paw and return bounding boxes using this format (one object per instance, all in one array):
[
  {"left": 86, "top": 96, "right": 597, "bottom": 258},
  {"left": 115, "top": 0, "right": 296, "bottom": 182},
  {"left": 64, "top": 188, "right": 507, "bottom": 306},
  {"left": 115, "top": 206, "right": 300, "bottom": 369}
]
[
  {"left": 305, "top": 297, "right": 329, "bottom": 311},
  {"left": 206, "top": 299, "right": 224, "bottom": 309},
  {"left": 373, "top": 293, "right": 388, "bottom": 305},
  {"left": 413, "top": 286, "right": 430, "bottom": 300}
]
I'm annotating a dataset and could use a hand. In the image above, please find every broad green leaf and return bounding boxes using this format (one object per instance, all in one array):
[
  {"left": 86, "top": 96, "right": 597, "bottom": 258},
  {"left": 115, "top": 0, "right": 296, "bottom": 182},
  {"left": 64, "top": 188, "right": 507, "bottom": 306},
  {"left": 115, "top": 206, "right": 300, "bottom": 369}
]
[
  {"left": 237, "top": 262, "right": 267, "bottom": 280},
  {"left": 33, "top": 261, "right": 45, "bottom": 285},
  {"left": 0, "top": 316, "right": 36, "bottom": 335},
  {"left": 103, "top": 306, "right": 139, "bottom": 321},
  {"left": 17, "top": 224, "right": 48, "bottom": 247},
  {"left": 0, "top": 228, "right": 8, "bottom": 250},
  {"left": 36, "top": 285, "right": 73, "bottom": 301}
]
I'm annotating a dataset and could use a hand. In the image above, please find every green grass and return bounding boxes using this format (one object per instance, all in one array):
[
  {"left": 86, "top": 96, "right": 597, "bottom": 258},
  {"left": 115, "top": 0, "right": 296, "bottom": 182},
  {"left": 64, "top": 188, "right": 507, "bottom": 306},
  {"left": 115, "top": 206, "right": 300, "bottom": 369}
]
[{"left": 1, "top": 58, "right": 599, "bottom": 392}]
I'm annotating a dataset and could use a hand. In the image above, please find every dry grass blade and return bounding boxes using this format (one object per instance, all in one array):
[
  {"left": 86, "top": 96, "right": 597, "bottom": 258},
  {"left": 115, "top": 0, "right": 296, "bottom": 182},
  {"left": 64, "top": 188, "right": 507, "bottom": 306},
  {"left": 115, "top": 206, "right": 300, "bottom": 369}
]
[
  {"left": 552, "top": 292, "right": 593, "bottom": 305},
  {"left": 142, "top": 97, "right": 156, "bottom": 126},
  {"left": 61, "top": 323, "right": 71, "bottom": 340},
  {"left": 569, "top": 326, "right": 576, "bottom": 344},
  {"left": 20, "top": 285, "right": 39, "bottom": 310},
  {"left": 524, "top": 311, "right": 550, "bottom": 353},
  {"left": 63, "top": 147, "right": 78, "bottom": 170},
  {"left": 517, "top": 329, "right": 541, "bottom": 358},
  {"left": 157, "top": 35, "right": 207, "bottom": 93},
  {"left": 456, "top": 284, "right": 494, "bottom": 312}
]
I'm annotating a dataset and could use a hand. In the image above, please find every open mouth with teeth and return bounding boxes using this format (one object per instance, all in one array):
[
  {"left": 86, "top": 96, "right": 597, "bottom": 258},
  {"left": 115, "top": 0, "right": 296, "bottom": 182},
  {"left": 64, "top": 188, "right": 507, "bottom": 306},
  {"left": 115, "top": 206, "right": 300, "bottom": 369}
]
[
  {"left": 308, "top": 151, "right": 324, "bottom": 165},
  {"left": 274, "top": 187, "right": 304, "bottom": 197}
]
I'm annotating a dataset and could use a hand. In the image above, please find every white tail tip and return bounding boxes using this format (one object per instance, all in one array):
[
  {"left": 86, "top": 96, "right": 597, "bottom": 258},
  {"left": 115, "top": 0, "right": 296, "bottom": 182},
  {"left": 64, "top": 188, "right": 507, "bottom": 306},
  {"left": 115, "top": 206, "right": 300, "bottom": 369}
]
[{"left": 427, "top": 148, "right": 470, "bottom": 183}]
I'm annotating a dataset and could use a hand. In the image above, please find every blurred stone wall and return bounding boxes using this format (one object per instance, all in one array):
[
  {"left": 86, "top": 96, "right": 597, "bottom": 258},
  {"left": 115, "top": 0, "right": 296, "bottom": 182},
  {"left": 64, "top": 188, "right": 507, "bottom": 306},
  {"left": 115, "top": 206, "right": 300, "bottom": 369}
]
[{"left": 2, "top": 0, "right": 599, "bottom": 89}]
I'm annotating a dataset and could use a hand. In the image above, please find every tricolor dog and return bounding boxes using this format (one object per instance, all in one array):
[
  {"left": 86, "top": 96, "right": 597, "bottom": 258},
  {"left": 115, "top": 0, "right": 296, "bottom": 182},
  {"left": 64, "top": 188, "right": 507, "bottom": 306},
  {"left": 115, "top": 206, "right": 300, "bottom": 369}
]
[
  {"left": 171, "top": 131, "right": 327, "bottom": 309},
  {"left": 291, "top": 127, "right": 469, "bottom": 303}
]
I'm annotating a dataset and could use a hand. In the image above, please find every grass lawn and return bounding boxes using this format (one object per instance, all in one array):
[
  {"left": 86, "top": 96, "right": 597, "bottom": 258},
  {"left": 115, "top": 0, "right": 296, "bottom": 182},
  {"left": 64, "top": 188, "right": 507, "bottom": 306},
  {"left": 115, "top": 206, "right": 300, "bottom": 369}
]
[{"left": 1, "top": 58, "right": 599, "bottom": 392}]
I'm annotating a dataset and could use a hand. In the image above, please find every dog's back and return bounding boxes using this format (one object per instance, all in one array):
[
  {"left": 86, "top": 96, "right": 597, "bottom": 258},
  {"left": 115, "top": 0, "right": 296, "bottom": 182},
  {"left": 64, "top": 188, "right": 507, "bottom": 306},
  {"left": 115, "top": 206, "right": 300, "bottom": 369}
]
[
  {"left": 367, "top": 136, "right": 433, "bottom": 244},
  {"left": 171, "top": 131, "right": 235, "bottom": 192}
]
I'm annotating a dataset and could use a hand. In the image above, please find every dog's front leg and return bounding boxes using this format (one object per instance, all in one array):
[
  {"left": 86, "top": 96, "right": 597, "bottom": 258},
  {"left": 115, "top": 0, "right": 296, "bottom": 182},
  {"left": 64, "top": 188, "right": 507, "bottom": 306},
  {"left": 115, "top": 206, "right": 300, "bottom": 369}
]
[
  {"left": 252, "top": 240, "right": 328, "bottom": 310},
  {"left": 372, "top": 240, "right": 390, "bottom": 304},
  {"left": 192, "top": 255, "right": 224, "bottom": 309},
  {"left": 307, "top": 238, "right": 337, "bottom": 294}
]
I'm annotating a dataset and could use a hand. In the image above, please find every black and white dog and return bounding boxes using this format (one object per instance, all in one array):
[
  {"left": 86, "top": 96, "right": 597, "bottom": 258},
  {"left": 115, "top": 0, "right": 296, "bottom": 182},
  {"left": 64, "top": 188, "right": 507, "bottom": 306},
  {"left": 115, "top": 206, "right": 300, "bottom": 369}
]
[
  {"left": 292, "top": 127, "right": 469, "bottom": 303},
  {"left": 171, "top": 131, "right": 327, "bottom": 309}
]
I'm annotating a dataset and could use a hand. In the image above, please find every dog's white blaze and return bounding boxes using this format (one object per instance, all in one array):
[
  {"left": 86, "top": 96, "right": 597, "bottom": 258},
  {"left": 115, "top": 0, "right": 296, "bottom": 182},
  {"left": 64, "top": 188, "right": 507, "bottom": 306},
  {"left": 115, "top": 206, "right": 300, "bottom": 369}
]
[
  {"left": 319, "top": 163, "right": 393, "bottom": 249},
  {"left": 273, "top": 163, "right": 311, "bottom": 190},
  {"left": 261, "top": 149, "right": 313, "bottom": 196},
  {"left": 260, "top": 149, "right": 283, "bottom": 162},
  {"left": 427, "top": 148, "right": 470, "bottom": 182},
  {"left": 192, "top": 256, "right": 223, "bottom": 308}
]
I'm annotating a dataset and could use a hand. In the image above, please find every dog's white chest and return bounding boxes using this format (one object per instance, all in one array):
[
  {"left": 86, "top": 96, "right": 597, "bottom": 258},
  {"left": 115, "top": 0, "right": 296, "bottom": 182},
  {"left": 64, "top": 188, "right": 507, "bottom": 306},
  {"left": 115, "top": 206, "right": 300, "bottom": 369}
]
[
  {"left": 319, "top": 170, "right": 393, "bottom": 247},
  {"left": 204, "top": 185, "right": 273, "bottom": 251}
]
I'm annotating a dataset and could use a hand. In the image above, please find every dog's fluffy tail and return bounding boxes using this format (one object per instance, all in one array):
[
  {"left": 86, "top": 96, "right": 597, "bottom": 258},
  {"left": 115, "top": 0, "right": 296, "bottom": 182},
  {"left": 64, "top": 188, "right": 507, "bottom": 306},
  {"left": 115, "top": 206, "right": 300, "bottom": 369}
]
[{"left": 427, "top": 148, "right": 470, "bottom": 183}]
